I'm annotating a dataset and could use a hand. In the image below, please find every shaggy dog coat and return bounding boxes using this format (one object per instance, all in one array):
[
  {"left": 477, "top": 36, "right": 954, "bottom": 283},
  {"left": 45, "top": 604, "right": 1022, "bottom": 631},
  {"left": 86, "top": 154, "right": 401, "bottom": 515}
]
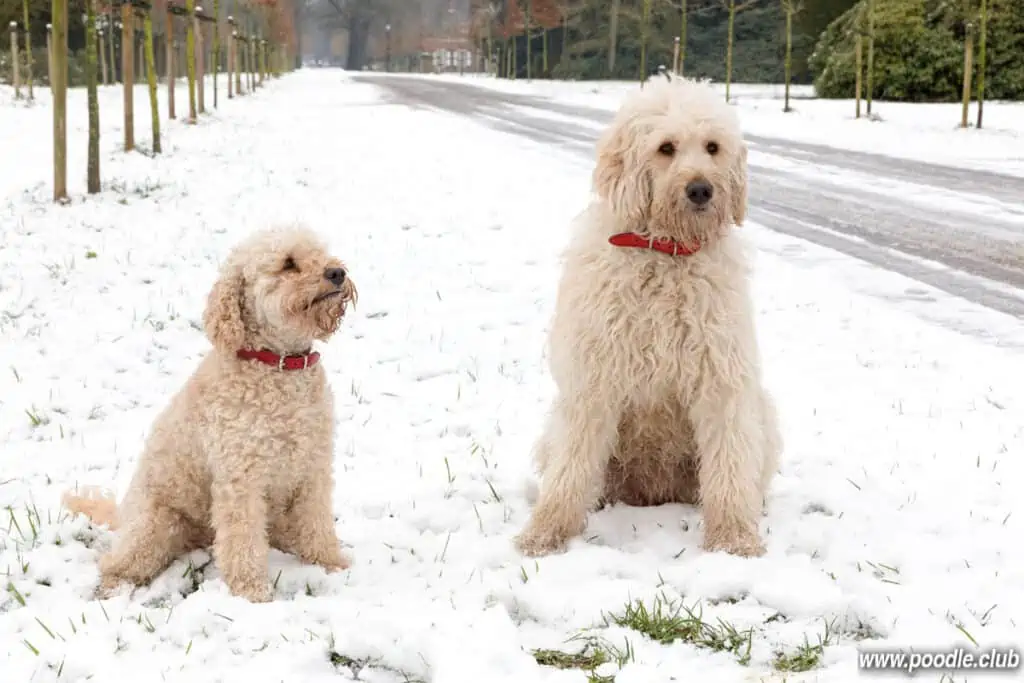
[
  {"left": 515, "top": 76, "right": 782, "bottom": 558},
  {"left": 63, "top": 226, "right": 357, "bottom": 602}
]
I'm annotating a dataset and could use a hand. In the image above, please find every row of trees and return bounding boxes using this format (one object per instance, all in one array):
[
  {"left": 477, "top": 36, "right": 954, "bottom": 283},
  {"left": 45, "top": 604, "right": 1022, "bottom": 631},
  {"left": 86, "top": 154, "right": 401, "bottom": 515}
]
[
  {"left": 4, "top": 0, "right": 298, "bottom": 201},
  {"left": 299, "top": 0, "right": 1020, "bottom": 118}
]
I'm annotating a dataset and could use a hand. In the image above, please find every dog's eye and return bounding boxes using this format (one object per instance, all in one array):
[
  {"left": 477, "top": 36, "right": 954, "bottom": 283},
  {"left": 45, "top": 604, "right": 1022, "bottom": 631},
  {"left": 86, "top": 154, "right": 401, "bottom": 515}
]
[
  {"left": 658, "top": 141, "right": 676, "bottom": 156},
  {"left": 705, "top": 141, "right": 720, "bottom": 155},
  {"left": 281, "top": 256, "right": 299, "bottom": 272}
]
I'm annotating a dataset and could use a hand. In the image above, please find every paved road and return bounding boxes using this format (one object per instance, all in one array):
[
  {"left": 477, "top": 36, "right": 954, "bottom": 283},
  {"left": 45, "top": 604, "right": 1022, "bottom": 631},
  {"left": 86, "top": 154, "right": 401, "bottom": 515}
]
[{"left": 358, "top": 74, "right": 1024, "bottom": 322}]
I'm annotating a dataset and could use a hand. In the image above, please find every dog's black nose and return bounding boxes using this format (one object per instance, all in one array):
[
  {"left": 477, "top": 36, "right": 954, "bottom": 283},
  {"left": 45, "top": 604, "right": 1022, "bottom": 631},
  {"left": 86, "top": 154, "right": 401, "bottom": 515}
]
[
  {"left": 324, "top": 268, "right": 346, "bottom": 286},
  {"left": 686, "top": 180, "right": 714, "bottom": 206}
]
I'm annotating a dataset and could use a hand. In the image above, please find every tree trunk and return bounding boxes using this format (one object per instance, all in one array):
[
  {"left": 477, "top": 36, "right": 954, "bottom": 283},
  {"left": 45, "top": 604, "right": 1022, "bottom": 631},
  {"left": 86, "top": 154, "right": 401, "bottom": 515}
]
[
  {"left": 640, "top": 0, "right": 650, "bottom": 84},
  {"left": 121, "top": 3, "right": 134, "bottom": 151},
  {"left": 561, "top": 12, "right": 567, "bottom": 59},
  {"left": 99, "top": 30, "right": 108, "bottom": 85},
  {"left": 292, "top": 0, "right": 302, "bottom": 69},
  {"left": 959, "top": 5, "right": 974, "bottom": 129},
  {"left": 196, "top": 15, "right": 205, "bottom": 113},
  {"left": 51, "top": 0, "right": 68, "bottom": 201},
  {"left": 679, "top": 0, "right": 687, "bottom": 75},
  {"left": 976, "top": 0, "right": 987, "bottom": 128},
  {"left": 607, "top": 0, "right": 619, "bottom": 74},
  {"left": 725, "top": 0, "right": 736, "bottom": 102},
  {"left": 525, "top": 0, "right": 532, "bottom": 80},
  {"left": 166, "top": 9, "right": 175, "bottom": 118},
  {"left": 107, "top": 7, "right": 115, "bottom": 82},
  {"left": 855, "top": 34, "right": 862, "bottom": 118},
  {"left": 46, "top": 23, "right": 52, "bottom": 93},
  {"left": 22, "top": 0, "right": 34, "bottom": 99},
  {"left": 235, "top": 32, "right": 242, "bottom": 94},
  {"left": 228, "top": 28, "right": 234, "bottom": 97},
  {"left": 86, "top": 0, "right": 100, "bottom": 192},
  {"left": 9, "top": 23, "right": 20, "bottom": 99},
  {"left": 213, "top": 0, "right": 219, "bottom": 107},
  {"left": 784, "top": 6, "right": 792, "bottom": 112},
  {"left": 865, "top": 0, "right": 874, "bottom": 115},
  {"left": 187, "top": 0, "right": 197, "bottom": 121},
  {"left": 144, "top": 13, "right": 161, "bottom": 153},
  {"left": 542, "top": 28, "right": 547, "bottom": 76}
]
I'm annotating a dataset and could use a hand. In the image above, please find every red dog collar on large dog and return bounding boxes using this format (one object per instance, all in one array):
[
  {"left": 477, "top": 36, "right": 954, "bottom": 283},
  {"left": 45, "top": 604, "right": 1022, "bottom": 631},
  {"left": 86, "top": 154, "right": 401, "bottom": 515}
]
[
  {"left": 236, "top": 348, "right": 321, "bottom": 371},
  {"left": 608, "top": 232, "right": 701, "bottom": 257}
]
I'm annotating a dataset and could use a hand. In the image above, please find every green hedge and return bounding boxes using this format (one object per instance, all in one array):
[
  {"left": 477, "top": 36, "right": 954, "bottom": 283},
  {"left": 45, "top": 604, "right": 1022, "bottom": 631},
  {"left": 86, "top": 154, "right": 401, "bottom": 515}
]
[{"left": 811, "top": 0, "right": 1024, "bottom": 102}]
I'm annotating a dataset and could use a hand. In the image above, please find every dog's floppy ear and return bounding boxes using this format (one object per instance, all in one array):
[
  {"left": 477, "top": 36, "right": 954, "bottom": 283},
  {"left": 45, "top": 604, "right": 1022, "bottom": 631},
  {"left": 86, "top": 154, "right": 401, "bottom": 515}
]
[
  {"left": 728, "top": 141, "right": 748, "bottom": 226},
  {"left": 202, "top": 263, "right": 246, "bottom": 351},
  {"left": 593, "top": 113, "right": 652, "bottom": 225}
]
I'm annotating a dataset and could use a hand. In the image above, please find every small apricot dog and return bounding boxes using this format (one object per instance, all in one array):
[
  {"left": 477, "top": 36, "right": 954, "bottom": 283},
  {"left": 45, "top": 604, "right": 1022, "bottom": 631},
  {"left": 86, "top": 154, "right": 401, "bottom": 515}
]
[
  {"left": 515, "top": 76, "right": 782, "bottom": 558},
  {"left": 64, "top": 225, "right": 357, "bottom": 602}
]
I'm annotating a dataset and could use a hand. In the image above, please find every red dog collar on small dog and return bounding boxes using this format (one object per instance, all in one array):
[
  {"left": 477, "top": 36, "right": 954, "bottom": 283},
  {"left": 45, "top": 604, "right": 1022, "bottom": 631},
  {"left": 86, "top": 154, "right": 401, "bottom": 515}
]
[
  {"left": 609, "top": 232, "right": 701, "bottom": 257},
  {"left": 236, "top": 349, "right": 321, "bottom": 371}
]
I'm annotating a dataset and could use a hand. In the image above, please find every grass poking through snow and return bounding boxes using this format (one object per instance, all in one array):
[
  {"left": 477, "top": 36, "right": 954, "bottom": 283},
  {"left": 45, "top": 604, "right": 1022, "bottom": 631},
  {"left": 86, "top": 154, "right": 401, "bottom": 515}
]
[
  {"left": 605, "top": 594, "right": 753, "bottom": 665},
  {"left": 772, "top": 617, "right": 839, "bottom": 672},
  {"left": 532, "top": 634, "right": 633, "bottom": 683}
]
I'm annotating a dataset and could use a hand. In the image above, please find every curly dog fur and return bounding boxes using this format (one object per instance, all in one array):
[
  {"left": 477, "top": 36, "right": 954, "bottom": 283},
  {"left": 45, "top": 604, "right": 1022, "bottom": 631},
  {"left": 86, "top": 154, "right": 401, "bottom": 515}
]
[
  {"left": 63, "top": 225, "right": 358, "bottom": 602},
  {"left": 515, "top": 76, "right": 782, "bottom": 558}
]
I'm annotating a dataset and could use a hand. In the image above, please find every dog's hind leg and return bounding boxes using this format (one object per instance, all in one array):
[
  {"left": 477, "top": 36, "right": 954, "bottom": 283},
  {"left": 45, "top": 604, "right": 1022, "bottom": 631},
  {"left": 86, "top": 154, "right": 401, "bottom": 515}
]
[
  {"left": 758, "top": 390, "right": 783, "bottom": 511},
  {"left": 98, "top": 503, "right": 197, "bottom": 593},
  {"left": 515, "top": 393, "right": 621, "bottom": 557}
]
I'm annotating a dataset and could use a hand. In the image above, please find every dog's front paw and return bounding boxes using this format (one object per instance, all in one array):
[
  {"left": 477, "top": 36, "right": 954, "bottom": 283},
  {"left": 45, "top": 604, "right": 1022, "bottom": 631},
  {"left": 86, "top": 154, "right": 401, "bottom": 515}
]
[
  {"left": 97, "top": 572, "right": 132, "bottom": 599},
  {"left": 239, "top": 584, "right": 273, "bottom": 603},
  {"left": 514, "top": 525, "right": 571, "bottom": 557},
  {"left": 322, "top": 550, "right": 352, "bottom": 573},
  {"left": 227, "top": 578, "right": 273, "bottom": 603},
  {"left": 702, "top": 527, "right": 766, "bottom": 558}
]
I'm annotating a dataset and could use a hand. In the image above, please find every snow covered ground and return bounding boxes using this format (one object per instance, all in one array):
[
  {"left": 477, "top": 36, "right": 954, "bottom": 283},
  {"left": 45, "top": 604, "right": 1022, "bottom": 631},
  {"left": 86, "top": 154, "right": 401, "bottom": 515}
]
[
  {"left": 436, "top": 74, "right": 1024, "bottom": 177},
  {"left": 2, "top": 70, "right": 1024, "bottom": 682}
]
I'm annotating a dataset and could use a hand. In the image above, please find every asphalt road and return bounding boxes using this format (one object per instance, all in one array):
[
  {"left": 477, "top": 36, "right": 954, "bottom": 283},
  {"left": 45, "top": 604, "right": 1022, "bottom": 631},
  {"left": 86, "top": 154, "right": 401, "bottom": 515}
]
[{"left": 357, "top": 74, "right": 1024, "bottom": 323}]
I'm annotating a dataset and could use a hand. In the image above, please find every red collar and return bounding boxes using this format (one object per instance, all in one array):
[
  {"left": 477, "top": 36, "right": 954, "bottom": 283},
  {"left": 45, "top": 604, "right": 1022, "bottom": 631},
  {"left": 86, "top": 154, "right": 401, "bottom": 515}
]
[
  {"left": 608, "top": 232, "right": 700, "bottom": 257},
  {"left": 236, "top": 348, "right": 321, "bottom": 371}
]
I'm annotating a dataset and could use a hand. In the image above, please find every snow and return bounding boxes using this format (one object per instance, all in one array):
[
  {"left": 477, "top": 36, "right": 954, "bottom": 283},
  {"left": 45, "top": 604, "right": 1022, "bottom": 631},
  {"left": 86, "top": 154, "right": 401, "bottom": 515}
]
[
  {"left": 2, "top": 70, "right": 1024, "bottom": 683},
  {"left": 435, "top": 74, "right": 1024, "bottom": 177}
]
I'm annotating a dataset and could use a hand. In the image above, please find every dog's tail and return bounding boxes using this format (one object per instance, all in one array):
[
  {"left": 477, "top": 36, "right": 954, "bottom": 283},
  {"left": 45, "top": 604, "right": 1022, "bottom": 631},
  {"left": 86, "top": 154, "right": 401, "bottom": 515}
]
[{"left": 62, "top": 485, "right": 120, "bottom": 530}]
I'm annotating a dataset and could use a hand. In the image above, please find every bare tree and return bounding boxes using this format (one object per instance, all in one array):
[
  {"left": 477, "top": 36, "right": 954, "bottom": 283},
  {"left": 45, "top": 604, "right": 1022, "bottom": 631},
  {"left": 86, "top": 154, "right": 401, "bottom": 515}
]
[
  {"left": 85, "top": 0, "right": 100, "bottom": 191},
  {"left": 602, "top": 0, "right": 619, "bottom": 73},
  {"left": 959, "top": 0, "right": 974, "bottom": 128},
  {"left": 22, "top": 0, "right": 33, "bottom": 99},
  {"left": 975, "top": 0, "right": 987, "bottom": 128},
  {"left": 781, "top": 0, "right": 801, "bottom": 112},
  {"left": 721, "top": 0, "right": 757, "bottom": 103}
]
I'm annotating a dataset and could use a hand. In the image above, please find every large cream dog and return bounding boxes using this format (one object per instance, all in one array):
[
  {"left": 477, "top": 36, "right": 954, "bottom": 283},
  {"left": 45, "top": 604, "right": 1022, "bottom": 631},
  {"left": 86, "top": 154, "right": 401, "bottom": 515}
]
[{"left": 516, "top": 76, "right": 782, "bottom": 558}]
